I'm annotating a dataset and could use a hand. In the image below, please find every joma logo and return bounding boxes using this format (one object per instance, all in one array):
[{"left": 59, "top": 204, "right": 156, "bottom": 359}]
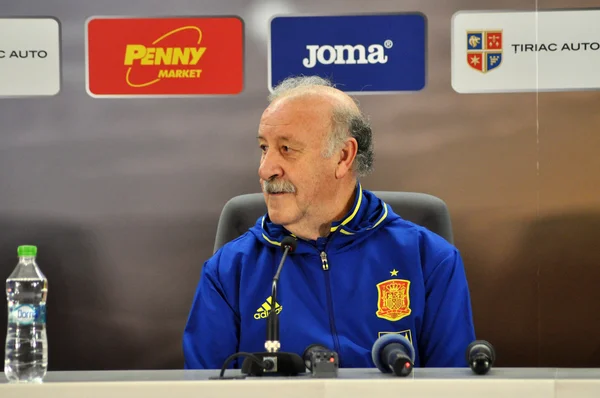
[{"left": 302, "top": 40, "right": 393, "bottom": 68}]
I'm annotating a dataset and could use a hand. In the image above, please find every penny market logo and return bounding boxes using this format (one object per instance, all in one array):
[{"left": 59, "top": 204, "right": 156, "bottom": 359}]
[
  {"left": 123, "top": 26, "right": 206, "bottom": 88},
  {"left": 302, "top": 40, "right": 393, "bottom": 68},
  {"left": 87, "top": 17, "right": 243, "bottom": 96}
]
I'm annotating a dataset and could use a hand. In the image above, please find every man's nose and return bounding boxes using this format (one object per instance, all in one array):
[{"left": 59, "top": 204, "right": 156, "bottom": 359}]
[{"left": 258, "top": 150, "right": 284, "bottom": 181}]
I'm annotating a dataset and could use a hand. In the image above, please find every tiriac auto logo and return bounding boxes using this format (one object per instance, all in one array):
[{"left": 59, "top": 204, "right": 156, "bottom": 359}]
[{"left": 86, "top": 17, "right": 244, "bottom": 97}]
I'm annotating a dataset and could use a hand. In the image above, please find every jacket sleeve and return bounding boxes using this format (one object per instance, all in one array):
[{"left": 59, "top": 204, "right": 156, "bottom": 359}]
[
  {"left": 183, "top": 250, "right": 241, "bottom": 369},
  {"left": 419, "top": 247, "right": 476, "bottom": 367}
]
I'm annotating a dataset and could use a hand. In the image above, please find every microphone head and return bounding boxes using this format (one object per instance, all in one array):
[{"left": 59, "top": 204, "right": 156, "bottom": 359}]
[
  {"left": 281, "top": 236, "right": 298, "bottom": 252},
  {"left": 466, "top": 340, "right": 496, "bottom": 375},
  {"left": 302, "top": 344, "right": 330, "bottom": 371},
  {"left": 371, "top": 333, "right": 415, "bottom": 373}
]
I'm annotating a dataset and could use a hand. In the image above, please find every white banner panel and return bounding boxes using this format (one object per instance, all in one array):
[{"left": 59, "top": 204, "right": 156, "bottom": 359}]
[
  {"left": 0, "top": 18, "right": 61, "bottom": 97},
  {"left": 452, "top": 9, "right": 600, "bottom": 93}
]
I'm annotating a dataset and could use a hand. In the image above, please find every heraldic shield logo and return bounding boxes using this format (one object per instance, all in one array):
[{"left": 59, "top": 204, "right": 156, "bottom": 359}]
[
  {"left": 466, "top": 30, "right": 503, "bottom": 73},
  {"left": 376, "top": 279, "right": 411, "bottom": 321}
]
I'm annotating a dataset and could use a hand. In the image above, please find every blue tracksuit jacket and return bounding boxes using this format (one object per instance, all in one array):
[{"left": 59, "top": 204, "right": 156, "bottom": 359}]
[{"left": 183, "top": 184, "right": 476, "bottom": 369}]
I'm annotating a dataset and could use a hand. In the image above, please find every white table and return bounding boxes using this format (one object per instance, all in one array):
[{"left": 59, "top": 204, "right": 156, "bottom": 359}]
[{"left": 2, "top": 368, "right": 600, "bottom": 398}]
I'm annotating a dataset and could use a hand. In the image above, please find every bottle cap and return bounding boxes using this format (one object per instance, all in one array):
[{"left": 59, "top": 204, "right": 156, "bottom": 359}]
[{"left": 17, "top": 245, "right": 37, "bottom": 257}]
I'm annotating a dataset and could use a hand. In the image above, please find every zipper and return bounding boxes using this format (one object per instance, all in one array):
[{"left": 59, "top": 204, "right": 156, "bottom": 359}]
[
  {"left": 320, "top": 252, "right": 329, "bottom": 270},
  {"left": 320, "top": 250, "right": 341, "bottom": 362}
]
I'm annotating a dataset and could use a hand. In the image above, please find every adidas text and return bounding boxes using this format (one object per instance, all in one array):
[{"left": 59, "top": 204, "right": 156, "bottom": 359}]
[{"left": 254, "top": 306, "right": 282, "bottom": 319}]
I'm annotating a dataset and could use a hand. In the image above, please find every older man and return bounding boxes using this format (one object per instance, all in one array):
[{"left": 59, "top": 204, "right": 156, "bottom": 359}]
[{"left": 183, "top": 76, "right": 476, "bottom": 370}]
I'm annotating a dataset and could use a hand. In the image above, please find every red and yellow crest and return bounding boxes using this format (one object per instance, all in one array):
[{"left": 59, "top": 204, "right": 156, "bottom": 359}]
[{"left": 376, "top": 279, "right": 411, "bottom": 321}]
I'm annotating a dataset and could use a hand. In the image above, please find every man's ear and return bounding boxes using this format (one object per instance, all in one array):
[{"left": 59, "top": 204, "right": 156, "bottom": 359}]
[{"left": 335, "top": 137, "right": 358, "bottom": 179}]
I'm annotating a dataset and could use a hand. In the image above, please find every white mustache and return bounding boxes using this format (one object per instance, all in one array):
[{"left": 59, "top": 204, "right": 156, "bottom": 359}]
[{"left": 262, "top": 179, "right": 296, "bottom": 194}]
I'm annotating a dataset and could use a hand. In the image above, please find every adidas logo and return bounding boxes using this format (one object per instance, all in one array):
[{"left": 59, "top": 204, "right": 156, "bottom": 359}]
[{"left": 254, "top": 296, "right": 282, "bottom": 320}]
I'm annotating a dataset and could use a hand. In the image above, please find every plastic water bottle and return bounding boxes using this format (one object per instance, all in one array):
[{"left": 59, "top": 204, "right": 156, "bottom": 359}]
[{"left": 4, "top": 245, "right": 48, "bottom": 383}]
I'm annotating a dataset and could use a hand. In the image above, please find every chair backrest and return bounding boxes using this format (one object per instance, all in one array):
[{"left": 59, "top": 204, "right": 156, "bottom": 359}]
[{"left": 213, "top": 191, "right": 454, "bottom": 253}]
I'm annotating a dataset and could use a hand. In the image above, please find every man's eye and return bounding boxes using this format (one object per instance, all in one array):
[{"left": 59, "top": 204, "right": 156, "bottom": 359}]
[
  {"left": 260, "top": 145, "right": 267, "bottom": 152},
  {"left": 282, "top": 146, "right": 290, "bottom": 152}
]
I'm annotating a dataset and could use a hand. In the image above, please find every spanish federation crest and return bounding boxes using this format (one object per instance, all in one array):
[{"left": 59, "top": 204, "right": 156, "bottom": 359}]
[
  {"left": 376, "top": 279, "right": 411, "bottom": 321},
  {"left": 466, "top": 30, "right": 503, "bottom": 73}
]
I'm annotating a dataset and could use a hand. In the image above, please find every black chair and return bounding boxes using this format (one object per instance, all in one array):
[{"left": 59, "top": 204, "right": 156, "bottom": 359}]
[{"left": 213, "top": 191, "right": 453, "bottom": 253}]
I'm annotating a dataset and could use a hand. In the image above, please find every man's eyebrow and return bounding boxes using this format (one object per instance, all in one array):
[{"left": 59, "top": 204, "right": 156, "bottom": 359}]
[{"left": 257, "top": 135, "right": 301, "bottom": 145}]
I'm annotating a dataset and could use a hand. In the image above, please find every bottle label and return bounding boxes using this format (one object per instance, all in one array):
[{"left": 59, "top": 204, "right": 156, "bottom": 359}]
[{"left": 8, "top": 304, "right": 46, "bottom": 325}]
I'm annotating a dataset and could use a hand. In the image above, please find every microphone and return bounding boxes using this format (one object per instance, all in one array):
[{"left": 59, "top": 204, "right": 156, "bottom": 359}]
[
  {"left": 466, "top": 340, "right": 495, "bottom": 375},
  {"left": 241, "top": 236, "right": 305, "bottom": 376},
  {"left": 302, "top": 344, "right": 339, "bottom": 378},
  {"left": 265, "top": 236, "right": 297, "bottom": 351},
  {"left": 303, "top": 344, "right": 330, "bottom": 371},
  {"left": 371, "top": 333, "right": 415, "bottom": 377}
]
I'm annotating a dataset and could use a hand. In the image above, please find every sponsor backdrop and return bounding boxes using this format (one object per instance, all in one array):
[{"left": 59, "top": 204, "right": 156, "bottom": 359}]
[{"left": 0, "top": 0, "right": 599, "bottom": 370}]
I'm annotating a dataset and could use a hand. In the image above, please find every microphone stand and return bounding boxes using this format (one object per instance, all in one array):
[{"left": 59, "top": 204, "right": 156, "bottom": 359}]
[{"left": 241, "top": 238, "right": 306, "bottom": 376}]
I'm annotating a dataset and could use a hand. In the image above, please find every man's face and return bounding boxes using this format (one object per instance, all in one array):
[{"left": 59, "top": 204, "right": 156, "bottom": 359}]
[{"left": 257, "top": 95, "right": 340, "bottom": 230}]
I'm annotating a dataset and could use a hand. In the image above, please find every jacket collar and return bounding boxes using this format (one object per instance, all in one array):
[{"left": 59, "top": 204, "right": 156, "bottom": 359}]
[{"left": 250, "top": 181, "right": 398, "bottom": 254}]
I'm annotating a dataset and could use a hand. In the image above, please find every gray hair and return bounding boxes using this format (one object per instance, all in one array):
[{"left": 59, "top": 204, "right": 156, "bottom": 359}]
[{"left": 268, "top": 76, "right": 374, "bottom": 177}]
